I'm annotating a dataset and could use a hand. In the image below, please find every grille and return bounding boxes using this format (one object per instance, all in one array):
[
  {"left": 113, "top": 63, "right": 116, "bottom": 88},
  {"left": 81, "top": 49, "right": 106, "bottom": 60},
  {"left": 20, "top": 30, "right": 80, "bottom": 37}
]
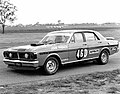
[
  {"left": 10, "top": 52, "right": 18, "bottom": 59},
  {"left": 3, "top": 51, "right": 37, "bottom": 60},
  {"left": 3, "top": 51, "right": 18, "bottom": 59},
  {"left": 19, "top": 52, "right": 26, "bottom": 59}
]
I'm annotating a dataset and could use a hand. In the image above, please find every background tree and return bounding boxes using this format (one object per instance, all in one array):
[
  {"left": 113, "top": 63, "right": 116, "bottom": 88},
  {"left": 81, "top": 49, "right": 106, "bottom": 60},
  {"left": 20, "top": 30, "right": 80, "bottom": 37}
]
[
  {"left": 58, "top": 20, "right": 61, "bottom": 24},
  {"left": 0, "top": 0, "right": 17, "bottom": 34}
]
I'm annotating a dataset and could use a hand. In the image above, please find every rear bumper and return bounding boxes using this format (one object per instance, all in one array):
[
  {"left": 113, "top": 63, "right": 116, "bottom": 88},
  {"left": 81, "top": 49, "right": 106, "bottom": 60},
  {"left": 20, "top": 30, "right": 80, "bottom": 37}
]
[{"left": 3, "top": 59, "right": 40, "bottom": 70}]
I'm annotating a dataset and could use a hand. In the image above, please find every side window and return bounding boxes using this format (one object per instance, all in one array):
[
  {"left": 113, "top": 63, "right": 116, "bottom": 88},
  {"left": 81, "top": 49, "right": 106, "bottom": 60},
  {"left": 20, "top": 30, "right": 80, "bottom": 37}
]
[
  {"left": 55, "top": 36, "right": 67, "bottom": 43},
  {"left": 84, "top": 33, "right": 98, "bottom": 41},
  {"left": 74, "top": 33, "right": 83, "bottom": 43}
]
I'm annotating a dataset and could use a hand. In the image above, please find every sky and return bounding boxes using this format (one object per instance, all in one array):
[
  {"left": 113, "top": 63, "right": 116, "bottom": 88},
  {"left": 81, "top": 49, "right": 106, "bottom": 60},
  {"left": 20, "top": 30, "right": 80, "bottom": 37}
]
[{"left": 9, "top": 0, "right": 120, "bottom": 25}]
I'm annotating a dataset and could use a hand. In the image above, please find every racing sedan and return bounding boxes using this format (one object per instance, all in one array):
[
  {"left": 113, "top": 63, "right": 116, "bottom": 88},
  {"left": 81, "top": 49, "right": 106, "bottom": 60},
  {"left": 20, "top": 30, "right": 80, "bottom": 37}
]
[{"left": 3, "top": 30, "right": 119, "bottom": 75}]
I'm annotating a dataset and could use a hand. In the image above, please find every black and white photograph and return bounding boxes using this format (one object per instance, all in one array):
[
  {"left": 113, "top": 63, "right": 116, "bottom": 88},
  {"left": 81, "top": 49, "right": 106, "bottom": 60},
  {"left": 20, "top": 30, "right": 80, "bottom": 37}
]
[{"left": 0, "top": 0, "right": 120, "bottom": 93}]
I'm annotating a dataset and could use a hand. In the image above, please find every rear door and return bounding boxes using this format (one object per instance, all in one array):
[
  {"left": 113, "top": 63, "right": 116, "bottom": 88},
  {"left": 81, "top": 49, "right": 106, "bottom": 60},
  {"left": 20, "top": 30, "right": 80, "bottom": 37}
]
[
  {"left": 68, "top": 32, "right": 88, "bottom": 62},
  {"left": 83, "top": 32, "right": 102, "bottom": 59}
]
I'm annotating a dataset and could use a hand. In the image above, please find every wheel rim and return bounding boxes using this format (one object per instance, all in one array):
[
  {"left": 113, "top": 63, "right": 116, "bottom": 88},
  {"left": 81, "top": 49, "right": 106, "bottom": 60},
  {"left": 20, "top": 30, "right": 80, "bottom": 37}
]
[
  {"left": 101, "top": 52, "right": 108, "bottom": 63},
  {"left": 46, "top": 60, "right": 57, "bottom": 73}
]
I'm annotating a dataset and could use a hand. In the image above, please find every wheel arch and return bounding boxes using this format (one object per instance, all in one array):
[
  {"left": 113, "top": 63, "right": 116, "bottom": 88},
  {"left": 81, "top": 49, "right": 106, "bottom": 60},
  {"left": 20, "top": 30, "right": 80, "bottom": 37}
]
[
  {"left": 100, "top": 47, "right": 110, "bottom": 55},
  {"left": 45, "top": 53, "right": 62, "bottom": 65}
]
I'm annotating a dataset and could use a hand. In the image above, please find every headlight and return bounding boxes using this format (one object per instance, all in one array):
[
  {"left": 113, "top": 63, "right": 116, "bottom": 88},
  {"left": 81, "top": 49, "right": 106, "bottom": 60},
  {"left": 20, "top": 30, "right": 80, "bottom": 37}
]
[
  {"left": 9, "top": 53, "right": 12, "bottom": 58},
  {"left": 24, "top": 53, "right": 29, "bottom": 59},
  {"left": 3, "top": 51, "right": 9, "bottom": 58},
  {"left": 21, "top": 52, "right": 37, "bottom": 60}
]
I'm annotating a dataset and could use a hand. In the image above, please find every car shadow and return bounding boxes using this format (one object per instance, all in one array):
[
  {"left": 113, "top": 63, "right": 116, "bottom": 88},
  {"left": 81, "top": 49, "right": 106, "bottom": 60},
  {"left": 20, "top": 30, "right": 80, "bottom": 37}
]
[
  {"left": 9, "top": 60, "right": 98, "bottom": 76},
  {"left": 59, "top": 60, "right": 98, "bottom": 71},
  {"left": 10, "top": 68, "right": 43, "bottom": 76}
]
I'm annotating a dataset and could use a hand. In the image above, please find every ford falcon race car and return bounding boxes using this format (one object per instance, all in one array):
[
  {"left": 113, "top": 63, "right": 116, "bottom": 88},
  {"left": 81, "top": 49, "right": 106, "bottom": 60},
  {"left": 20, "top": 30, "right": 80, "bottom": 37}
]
[{"left": 3, "top": 30, "right": 119, "bottom": 75}]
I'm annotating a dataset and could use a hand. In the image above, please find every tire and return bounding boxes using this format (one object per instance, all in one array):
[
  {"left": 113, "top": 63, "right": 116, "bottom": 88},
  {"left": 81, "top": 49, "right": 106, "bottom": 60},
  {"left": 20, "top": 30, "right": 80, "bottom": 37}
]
[
  {"left": 43, "top": 57, "right": 59, "bottom": 75},
  {"left": 97, "top": 50, "right": 109, "bottom": 65}
]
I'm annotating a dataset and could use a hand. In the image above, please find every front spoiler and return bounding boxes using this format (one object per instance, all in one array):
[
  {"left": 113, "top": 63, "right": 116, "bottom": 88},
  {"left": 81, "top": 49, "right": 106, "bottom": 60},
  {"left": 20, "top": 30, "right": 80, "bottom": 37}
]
[{"left": 3, "top": 59, "right": 40, "bottom": 70}]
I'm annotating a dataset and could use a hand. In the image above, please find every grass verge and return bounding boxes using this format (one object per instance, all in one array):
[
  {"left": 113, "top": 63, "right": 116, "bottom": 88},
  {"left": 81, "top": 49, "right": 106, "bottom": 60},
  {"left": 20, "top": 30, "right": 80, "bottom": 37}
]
[{"left": 1, "top": 69, "right": 120, "bottom": 94}]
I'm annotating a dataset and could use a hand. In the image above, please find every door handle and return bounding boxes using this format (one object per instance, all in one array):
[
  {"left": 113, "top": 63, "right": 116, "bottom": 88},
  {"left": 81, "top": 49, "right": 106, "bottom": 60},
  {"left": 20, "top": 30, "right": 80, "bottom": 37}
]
[
  {"left": 83, "top": 44, "right": 87, "bottom": 46},
  {"left": 98, "top": 42, "right": 102, "bottom": 43}
]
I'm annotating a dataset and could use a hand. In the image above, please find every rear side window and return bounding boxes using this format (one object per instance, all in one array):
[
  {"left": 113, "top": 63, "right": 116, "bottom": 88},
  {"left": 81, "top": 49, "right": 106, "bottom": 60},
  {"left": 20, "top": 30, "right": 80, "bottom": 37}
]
[{"left": 84, "top": 33, "right": 98, "bottom": 41}]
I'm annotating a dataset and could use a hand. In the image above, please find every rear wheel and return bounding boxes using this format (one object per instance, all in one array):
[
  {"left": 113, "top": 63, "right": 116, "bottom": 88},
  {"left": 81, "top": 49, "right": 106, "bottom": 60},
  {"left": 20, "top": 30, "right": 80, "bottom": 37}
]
[
  {"left": 43, "top": 57, "right": 59, "bottom": 75},
  {"left": 97, "top": 50, "right": 109, "bottom": 65}
]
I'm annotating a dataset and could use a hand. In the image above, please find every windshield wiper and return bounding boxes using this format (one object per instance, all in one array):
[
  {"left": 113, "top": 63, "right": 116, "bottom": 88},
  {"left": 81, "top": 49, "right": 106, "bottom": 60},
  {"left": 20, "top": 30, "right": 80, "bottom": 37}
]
[{"left": 42, "top": 40, "right": 55, "bottom": 44}]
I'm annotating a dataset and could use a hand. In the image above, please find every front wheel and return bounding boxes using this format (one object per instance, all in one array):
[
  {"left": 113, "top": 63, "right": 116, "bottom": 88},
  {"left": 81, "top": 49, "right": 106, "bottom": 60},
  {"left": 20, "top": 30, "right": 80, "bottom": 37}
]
[
  {"left": 97, "top": 50, "right": 109, "bottom": 65},
  {"left": 43, "top": 57, "right": 59, "bottom": 75}
]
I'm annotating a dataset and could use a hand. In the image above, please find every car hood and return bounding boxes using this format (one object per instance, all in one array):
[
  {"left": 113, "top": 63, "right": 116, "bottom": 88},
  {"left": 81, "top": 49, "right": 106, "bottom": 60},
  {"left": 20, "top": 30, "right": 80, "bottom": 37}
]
[{"left": 6, "top": 44, "right": 56, "bottom": 53}]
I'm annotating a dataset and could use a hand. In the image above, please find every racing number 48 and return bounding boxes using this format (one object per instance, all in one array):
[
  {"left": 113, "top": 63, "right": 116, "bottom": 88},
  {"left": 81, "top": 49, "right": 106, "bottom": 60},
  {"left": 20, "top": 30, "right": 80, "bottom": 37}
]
[{"left": 76, "top": 49, "right": 88, "bottom": 59}]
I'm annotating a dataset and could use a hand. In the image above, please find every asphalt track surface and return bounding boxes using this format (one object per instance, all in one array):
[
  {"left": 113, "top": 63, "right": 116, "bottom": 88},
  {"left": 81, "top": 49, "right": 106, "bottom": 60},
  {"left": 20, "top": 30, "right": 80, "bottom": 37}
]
[{"left": 0, "top": 45, "right": 120, "bottom": 85}]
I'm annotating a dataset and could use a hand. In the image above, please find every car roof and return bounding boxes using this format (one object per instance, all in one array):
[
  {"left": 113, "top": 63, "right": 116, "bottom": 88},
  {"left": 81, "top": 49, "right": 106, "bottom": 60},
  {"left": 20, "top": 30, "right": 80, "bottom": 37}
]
[{"left": 49, "top": 29, "right": 97, "bottom": 34}]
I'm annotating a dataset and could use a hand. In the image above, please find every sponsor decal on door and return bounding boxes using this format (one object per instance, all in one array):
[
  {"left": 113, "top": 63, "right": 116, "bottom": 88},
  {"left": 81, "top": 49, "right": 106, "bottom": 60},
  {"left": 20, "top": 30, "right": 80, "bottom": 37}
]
[{"left": 89, "top": 49, "right": 99, "bottom": 54}]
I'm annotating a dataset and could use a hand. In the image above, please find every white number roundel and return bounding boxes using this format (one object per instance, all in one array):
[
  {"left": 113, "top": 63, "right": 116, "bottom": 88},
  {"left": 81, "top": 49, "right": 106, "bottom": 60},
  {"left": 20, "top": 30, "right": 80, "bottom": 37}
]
[
  {"left": 80, "top": 49, "right": 84, "bottom": 58},
  {"left": 84, "top": 49, "right": 88, "bottom": 58},
  {"left": 76, "top": 49, "right": 88, "bottom": 59}
]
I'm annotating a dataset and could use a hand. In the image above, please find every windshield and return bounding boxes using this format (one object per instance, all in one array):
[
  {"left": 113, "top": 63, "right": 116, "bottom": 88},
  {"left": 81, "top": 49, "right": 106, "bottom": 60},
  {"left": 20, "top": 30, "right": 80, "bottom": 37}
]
[{"left": 40, "top": 34, "right": 70, "bottom": 44}]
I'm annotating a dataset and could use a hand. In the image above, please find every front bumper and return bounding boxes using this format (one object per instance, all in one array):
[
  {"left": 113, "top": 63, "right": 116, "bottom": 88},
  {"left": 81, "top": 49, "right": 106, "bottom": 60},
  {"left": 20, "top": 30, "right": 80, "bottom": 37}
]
[{"left": 3, "top": 59, "right": 39, "bottom": 70}]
